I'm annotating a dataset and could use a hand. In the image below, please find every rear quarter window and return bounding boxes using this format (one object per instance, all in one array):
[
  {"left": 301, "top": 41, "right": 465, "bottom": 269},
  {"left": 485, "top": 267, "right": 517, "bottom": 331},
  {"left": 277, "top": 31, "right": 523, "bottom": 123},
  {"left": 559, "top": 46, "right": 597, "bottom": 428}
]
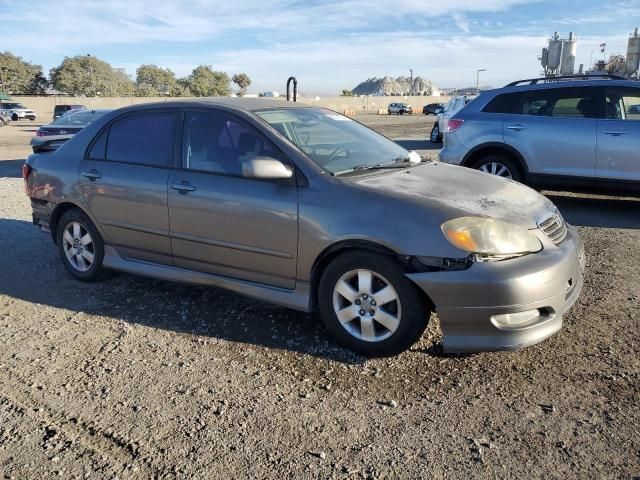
[{"left": 482, "top": 93, "right": 521, "bottom": 113}]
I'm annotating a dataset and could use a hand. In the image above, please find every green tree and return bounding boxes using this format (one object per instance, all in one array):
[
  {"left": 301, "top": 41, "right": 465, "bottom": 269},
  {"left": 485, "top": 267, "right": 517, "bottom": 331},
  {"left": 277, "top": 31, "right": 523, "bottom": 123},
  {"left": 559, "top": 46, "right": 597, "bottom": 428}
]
[
  {"left": 50, "top": 55, "right": 133, "bottom": 96},
  {"left": 232, "top": 73, "right": 251, "bottom": 96},
  {"left": 0, "top": 52, "right": 49, "bottom": 94},
  {"left": 340, "top": 89, "right": 354, "bottom": 97},
  {"left": 187, "top": 66, "right": 230, "bottom": 97},
  {"left": 135, "top": 64, "right": 176, "bottom": 96},
  {"left": 170, "top": 78, "right": 192, "bottom": 97}
]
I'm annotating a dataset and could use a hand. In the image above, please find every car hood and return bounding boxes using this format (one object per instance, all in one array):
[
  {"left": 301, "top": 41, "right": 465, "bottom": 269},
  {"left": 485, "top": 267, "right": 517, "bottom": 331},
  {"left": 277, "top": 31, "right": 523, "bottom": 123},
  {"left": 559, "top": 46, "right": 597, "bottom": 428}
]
[{"left": 348, "top": 162, "right": 555, "bottom": 229}]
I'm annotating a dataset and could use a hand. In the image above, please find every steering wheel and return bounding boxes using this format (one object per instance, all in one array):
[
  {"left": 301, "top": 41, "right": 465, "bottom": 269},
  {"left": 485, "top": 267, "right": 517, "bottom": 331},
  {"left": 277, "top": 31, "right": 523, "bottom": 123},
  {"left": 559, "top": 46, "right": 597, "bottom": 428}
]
[{"left": 325, "top": 147, "right": 350, "bottom": 166}]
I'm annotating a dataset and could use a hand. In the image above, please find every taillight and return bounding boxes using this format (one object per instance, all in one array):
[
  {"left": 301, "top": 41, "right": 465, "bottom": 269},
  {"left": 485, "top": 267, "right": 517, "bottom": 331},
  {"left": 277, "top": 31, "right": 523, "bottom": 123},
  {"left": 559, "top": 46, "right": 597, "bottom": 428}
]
[
  {"left": 446, "top": 119, "right": 465, "bottom": 133},
  {"left": 22, "top": 163, "right": 32, "bottom": 195}
]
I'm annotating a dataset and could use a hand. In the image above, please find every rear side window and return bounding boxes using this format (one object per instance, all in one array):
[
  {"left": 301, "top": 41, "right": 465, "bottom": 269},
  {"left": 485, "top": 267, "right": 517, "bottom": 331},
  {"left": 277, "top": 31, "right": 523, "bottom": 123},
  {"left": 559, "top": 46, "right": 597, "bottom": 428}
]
[
  {"left": 483, "top": 93, "right": 521, "bottom": 113},
  {"left": 106, "top": 112, "right": 175, "bottom": 167},
  {"left": 88, "top": 130, "right": 108, "bottom": 160}
]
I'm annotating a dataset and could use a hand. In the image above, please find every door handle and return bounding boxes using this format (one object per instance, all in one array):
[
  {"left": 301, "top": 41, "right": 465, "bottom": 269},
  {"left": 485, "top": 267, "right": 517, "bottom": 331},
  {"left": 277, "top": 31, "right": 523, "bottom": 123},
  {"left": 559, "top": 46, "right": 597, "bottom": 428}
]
[
  {"left": 81, "top": 170, "right": 102, "bottom": 181},
  {"left": 602, "top": 130, "right": 628, "bottom": 136},
  {"left": 507, "top": 124, "right": 526, "bottom": 131},
  {"left": 171, "top": 182, "right": 196, "bottom": 194}
]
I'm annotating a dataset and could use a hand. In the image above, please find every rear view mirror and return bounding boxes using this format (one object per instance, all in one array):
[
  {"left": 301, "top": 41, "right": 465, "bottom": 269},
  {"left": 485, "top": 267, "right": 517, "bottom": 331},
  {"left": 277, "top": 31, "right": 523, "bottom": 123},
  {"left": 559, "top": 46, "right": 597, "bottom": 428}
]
[{"left": 242, "top": 157, "right": 293, "bottom": 180}]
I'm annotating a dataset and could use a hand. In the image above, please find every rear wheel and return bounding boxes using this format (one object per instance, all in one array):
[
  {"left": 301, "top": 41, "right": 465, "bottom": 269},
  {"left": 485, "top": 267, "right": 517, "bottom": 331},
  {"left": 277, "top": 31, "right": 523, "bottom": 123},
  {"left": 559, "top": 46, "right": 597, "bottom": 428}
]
[
  {"left": 430, "top": 124, "right": 441, "bottom": 143},
  {"left": 57, "top": 208, "right": 110, "bottom": 282},
  {"left": 473, "top": 154, "right": 523, "bottom": 183},
  {"left": 11, "top": 113, "right": 18, "bottom": 121},
  {"left": 318, "top": 251, "right": 430, "bottom": 357}
]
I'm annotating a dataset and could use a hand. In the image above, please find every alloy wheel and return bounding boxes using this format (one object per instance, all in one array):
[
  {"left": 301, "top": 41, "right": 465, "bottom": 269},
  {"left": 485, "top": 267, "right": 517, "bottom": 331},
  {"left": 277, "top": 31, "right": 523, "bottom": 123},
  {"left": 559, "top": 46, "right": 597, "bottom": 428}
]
[
  {"left": 62, "top": 221, "right": 95, "bottom": 272},
  {"left": 479, "top": 162, "right": 513, "bottom": 179},
  {"left": 332, "top": 269, "right": 402, "bottom": 342}
]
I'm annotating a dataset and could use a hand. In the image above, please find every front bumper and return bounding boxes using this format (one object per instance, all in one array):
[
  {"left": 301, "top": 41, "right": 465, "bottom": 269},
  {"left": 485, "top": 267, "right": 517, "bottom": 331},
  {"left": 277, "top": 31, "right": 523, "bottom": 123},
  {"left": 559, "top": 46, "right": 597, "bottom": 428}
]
[{"left": 407, "top": 225, "right": 585, "bottom": 353}]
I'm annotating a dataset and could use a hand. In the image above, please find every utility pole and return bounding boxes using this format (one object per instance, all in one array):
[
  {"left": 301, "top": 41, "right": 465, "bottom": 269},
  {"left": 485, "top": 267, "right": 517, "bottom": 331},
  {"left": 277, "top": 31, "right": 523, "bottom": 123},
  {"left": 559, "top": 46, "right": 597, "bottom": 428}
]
[{"left": 476, "top": 68, "right": 487, "bottom": 94}]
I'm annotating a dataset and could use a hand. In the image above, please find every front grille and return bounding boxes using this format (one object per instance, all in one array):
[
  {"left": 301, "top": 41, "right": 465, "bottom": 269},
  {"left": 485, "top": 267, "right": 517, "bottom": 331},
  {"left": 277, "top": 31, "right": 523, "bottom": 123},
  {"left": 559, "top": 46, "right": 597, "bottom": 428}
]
[{"left": 538, "top": 211, "right": 567, "bottom": 245}]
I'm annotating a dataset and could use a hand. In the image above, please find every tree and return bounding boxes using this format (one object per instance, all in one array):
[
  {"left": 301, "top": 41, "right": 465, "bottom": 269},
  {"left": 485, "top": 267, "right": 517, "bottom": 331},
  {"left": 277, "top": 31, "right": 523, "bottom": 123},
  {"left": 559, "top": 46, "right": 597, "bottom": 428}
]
[
  {"left": 187, "top": 66, "right": 230, "bottom": 97},
  {"left": 232, "top": 73, "right": 251, "bottom": 96},
  {"left": 50, "top": 55, "right": 133, "bottom": 96},
  {"left": 340, "top": 89, "right": 354, "bottom": 97},
  {"left": 0, "top": 52, "right": 49, "bottom": 94},
  {"left": 136, "top": 64, "right": 176, "bottom": 96},
  {"left": 170, "top": 78, "right": 192, "bottom": 97}
]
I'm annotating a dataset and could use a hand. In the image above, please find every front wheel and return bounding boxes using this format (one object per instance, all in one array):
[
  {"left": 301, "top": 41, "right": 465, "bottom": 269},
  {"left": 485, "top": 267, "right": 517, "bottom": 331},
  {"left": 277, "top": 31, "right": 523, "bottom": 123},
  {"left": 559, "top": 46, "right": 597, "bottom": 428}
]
[
  {"left": 430, "top": 124, "right": 441, "bottom": 143},
  {"left": 57, "top": 208, "right": 111, "bottom": 282},
  {"left": 11, "top": 113, "right": 18, "bottom": 121},
  {"left": 318, "top": 251, "right": 430, "bottom": 357}
]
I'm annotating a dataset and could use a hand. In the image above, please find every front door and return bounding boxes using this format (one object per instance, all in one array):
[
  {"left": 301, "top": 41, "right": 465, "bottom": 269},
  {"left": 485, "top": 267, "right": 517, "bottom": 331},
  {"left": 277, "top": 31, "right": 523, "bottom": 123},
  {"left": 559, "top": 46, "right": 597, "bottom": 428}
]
[
  {"left": 501, "top": 86, "right": 597, "bottom": 186},
  {"left": 168, "top": 109, "right": 299, "bottom": 289},
  {"left": 78, "top": 110, "right": 177, "bottom": 265},
  {"left": 596, "top": 86, "right": 640, "bottom": 192}
]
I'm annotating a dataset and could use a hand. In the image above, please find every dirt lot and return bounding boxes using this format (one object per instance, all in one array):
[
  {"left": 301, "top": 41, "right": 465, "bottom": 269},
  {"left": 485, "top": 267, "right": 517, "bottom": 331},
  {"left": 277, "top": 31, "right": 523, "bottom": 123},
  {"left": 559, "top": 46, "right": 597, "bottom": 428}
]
[{"left": 0, "top": 114, "right": 639, "bottom": 479}]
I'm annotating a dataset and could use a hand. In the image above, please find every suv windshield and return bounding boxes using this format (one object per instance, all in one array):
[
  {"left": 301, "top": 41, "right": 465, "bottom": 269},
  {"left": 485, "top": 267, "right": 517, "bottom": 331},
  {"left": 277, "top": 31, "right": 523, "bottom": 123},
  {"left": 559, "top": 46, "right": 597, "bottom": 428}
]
[
  {"left": 3, "top": 103, "right": 25, "bottom": 109},
  {"left": 255, "top": 108, "right": 410, "bottom": 174}
]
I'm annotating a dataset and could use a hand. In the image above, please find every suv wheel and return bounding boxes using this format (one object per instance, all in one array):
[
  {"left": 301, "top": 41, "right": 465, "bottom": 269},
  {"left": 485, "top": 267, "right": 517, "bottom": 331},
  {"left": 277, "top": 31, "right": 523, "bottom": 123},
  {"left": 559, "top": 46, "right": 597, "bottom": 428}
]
[
  {"left": 430, "top": 124, "right": 441, "bottom": 143},
  {"left": 11, "top": 113, "right": 18, "bottom": 121},
  {"left": 473, "top": 155, "right": 522, "bottom": 183},
  {"left": 57, "top": 208, "right": 111, "bottom": 282},
  {"left": 318, "top": 251, "right": 430, "bottom": 357}
]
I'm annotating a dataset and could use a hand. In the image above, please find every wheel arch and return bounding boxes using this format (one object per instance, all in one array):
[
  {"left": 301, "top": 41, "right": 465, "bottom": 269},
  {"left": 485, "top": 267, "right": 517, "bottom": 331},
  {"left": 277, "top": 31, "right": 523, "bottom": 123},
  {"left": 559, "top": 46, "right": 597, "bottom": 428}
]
[
  {"left": 461, "top": 143, "right": 530, "bottom": 182},
  {"left": 308, "top": 240, "right": 433, "bottom": 311},
  {"left": 49, "top": 201, "right": 95, "bottom": 244}
]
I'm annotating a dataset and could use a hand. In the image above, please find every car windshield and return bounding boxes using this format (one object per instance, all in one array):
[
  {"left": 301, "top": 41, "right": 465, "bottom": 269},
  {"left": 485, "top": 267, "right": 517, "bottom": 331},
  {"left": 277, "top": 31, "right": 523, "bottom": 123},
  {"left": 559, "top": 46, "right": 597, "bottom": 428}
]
[
  {"left": 3, "top": 103, "right": 25, "bottom": 109},
  {"left": 52, "top": 111, "right": 105, "bottom": 126},
  {"left": 255, "top": 108, "right": 411, "bottom": 174}
]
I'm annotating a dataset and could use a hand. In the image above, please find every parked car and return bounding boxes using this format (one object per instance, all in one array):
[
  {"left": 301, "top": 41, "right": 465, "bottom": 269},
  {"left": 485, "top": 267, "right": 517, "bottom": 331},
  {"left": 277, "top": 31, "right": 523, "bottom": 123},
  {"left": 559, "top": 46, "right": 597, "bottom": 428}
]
[
  {"left": 31, "top": 109, "right": 111, "bottom": 153},
  {"left": 0, "top": 101, "right": 36, "bottom": 121},
  {"left": 627, "top": 104, "right": 640, "bottom": 115},
  {"left": 422, "top": 103, "right": 444, "bottom": 115},
  {"left": 24, "top": 99, "right": 584, "bottom": 356},
  {"left": 430, "top": 95, "right": 476, "bottom": 143},
  {"left": 438, "top": 76, "right": 640, "bottom": 193},
  {"left": 387, "top": 103, "right": 412, "bottom": 115},
  {"left": 53, "top": 104, "right": 87, "bottom": 120}
]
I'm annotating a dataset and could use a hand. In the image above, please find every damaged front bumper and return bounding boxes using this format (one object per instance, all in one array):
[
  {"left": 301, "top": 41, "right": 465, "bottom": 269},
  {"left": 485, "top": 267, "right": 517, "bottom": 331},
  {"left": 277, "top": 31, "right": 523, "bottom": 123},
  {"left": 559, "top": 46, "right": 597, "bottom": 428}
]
[{"left": 407, "top": 225, "right": 585, "bottom": 353}]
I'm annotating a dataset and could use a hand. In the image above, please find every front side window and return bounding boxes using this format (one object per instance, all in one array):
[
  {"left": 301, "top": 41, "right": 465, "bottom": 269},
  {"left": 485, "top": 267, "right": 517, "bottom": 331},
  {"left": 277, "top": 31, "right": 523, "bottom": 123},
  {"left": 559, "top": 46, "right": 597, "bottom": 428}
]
[
  {"left": 604, "top": 87, "right": 640, "bottom": 121},
  {"left": 182, "top": 111, "right": 280, "bottom": 176},
  {"left": 106, "top": 112, "right": 175, "bottom": 167},
  {"left": 255, "top": 108, "right": 410, "bottom": 174}
]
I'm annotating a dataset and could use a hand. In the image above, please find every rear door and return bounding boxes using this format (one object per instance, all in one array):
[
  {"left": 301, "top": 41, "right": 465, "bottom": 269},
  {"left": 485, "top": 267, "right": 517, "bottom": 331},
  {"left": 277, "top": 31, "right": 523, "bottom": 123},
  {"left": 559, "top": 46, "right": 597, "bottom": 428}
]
[
  {"left": 168, "top": 109, "right": 299, "bottom": 289},
  {"left": 501, "top": 86, "right": 597, "bottom": 186},
  {"left": 78, "top": 110, "right": 177, "bottom": 265},
  {"left": 596, "top": 85, "right": 640, "bottom": 191}
]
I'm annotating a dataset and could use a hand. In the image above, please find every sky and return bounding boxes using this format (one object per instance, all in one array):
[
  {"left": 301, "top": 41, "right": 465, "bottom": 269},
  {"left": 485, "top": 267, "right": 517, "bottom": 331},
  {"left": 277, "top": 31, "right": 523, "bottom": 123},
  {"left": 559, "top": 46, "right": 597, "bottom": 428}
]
[{"left": 1, "top": 0, "right": 639, "bottom": 95}]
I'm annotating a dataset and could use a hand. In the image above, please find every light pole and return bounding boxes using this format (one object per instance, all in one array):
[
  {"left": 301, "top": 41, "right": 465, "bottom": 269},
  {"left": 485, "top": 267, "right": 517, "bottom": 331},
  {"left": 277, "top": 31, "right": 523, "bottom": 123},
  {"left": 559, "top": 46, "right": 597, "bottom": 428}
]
[
  {"left": 87, "top": 54, "right": 96, "bottom": 97},
  {"left": 476, "top": 68, "right": 487, "bottom": 94}
]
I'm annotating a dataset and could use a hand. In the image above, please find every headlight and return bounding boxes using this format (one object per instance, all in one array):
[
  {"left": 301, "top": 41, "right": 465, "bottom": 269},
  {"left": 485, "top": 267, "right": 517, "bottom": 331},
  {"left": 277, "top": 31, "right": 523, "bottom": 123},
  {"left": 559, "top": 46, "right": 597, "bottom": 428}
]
[{"left": 441, "top": 217, "right": 542, "bottom": 259}]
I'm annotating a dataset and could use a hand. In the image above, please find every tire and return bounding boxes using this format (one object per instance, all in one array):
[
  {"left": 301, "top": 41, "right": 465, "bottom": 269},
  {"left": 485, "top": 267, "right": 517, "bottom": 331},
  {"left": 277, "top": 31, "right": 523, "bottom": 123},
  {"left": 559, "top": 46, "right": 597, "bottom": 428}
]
[
  {"left": 430, "top": 124, "right": 441, "bottom": 144},
  {"left": 56, "top": 208, "right": 111, "bottom": 282},
  {"left": 472, "top": 154, "right": 523, "bottom": 183},
  {"left": 399, "top": 110, "right": 404, "bottom": 115},
  {"left": 11, "top": 113, "right": 18, "bottom": 122},
  {"left": 318, "top": 251, "right": 430, "bottom": 357}
]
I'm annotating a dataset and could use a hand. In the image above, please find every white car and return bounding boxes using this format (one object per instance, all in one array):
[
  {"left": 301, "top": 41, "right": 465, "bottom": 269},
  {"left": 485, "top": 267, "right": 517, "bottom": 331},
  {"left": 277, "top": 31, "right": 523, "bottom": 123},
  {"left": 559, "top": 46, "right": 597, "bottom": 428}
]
[
  {"left": 387, "top": 103, "right": 412, "bottom": 115},
  {"left": 430, "top": 95, "right": 477, "bottom": 144},
  {"left": 0, "top": 102, "right": 37, "bottom": 121}
]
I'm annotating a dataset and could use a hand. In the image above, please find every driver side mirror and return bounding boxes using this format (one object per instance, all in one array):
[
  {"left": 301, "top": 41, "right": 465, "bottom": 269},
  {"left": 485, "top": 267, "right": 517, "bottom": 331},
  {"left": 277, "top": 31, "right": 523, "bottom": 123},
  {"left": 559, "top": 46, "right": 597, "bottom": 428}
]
[{"left": 242, "top": 156, "right": 293, "bottom": 180}]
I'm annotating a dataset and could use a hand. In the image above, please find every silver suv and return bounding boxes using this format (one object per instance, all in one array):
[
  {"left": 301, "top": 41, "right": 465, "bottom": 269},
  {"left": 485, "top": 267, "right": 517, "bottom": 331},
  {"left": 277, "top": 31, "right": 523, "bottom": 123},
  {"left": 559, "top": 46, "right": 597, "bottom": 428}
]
[
  {"left": 25, "top": 99, "right": 584, "bottom": 356},
  {"left": 439, "top": 76, "right": 640, "bottom": 194}
]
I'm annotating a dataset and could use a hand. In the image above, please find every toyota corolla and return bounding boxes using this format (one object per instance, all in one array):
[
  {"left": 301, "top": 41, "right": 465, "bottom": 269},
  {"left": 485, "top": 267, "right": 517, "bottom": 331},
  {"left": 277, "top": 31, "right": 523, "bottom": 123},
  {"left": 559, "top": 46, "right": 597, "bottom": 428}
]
[{"left": 24, "top": 99, "right": 585, "bottom": 356}]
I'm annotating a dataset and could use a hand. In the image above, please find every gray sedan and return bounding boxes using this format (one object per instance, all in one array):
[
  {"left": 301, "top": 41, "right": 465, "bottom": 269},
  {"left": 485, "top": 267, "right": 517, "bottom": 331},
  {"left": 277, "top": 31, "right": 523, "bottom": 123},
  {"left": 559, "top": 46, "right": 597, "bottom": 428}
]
[{"left": 24, "top": 99, "right": 584, "bottom": 356}]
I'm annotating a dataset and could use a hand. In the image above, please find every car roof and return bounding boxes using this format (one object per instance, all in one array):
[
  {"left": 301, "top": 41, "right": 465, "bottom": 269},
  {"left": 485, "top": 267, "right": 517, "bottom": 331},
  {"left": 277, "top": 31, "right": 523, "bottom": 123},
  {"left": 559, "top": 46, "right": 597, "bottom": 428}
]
[{"left": 112, "top": 98, "right": 310, "bottom": 115}]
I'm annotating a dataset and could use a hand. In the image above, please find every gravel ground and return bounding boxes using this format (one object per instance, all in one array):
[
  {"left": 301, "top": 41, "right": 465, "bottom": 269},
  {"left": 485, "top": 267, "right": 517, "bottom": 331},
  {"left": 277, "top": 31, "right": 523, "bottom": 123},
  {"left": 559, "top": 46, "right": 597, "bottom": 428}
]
[{"left": 0, "top": 116, "right": 639, "bottom": 479}]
